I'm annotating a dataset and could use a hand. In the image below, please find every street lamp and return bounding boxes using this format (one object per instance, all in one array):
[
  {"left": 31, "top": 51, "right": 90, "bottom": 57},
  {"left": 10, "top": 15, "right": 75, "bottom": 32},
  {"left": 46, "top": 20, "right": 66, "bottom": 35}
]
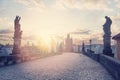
[{"left": 90, "top": 39, "right": 92, "bottom": 51}]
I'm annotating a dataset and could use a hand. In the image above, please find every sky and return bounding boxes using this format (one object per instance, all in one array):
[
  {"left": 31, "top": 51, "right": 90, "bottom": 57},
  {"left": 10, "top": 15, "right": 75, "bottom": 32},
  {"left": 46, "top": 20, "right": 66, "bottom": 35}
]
[{"left": 0, "top": 0, "right": 120, "bottom": 45}]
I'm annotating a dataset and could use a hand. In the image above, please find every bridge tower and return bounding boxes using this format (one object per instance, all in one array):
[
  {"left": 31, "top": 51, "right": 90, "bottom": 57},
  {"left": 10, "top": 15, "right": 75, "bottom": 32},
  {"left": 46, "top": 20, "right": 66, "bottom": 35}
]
[{"left": 65, "top": 34, "right": 73, "bottom": 52}]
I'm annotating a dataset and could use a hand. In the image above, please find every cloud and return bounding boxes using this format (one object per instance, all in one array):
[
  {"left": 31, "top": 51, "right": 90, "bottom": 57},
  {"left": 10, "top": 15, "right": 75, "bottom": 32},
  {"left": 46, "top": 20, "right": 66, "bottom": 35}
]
[
  {"left": 22, "top": 35, "right": 36, "bottom": 40},
  {"left": 0, "top": 17, "right": 13, "bottom": 28},
  {"left": 80, "top": 0, "right": 112, "bottom": 11},
  {"left": 14, "top": 0, "right": 46, "bottom": 11},
  {"left": 14, "top": 0, "right": 113, "bottom": 12},
  {"left": 0, "top": 17, "right": 7, "bottom": 23},
  {"left": 116, "top": 1, "right": 120, "bottom": 8},
  {"left": 0, "top": 29, "right": 13, "bottom": 42},
  {"left": 74, "top": 29, "right": 103, "bottom": 44},
  {"left": 0, "top": 18, "right": 13, "bottom": 43},
  {"left": 0, "top": 34, "right": 12, "bottom": 39},
  {"left": 0, "top": 30, "right": 35, "bottom": 44},
  {"left": 112, "top": 13, "right": 120, "bottom": 21},
  {"left": 111, "top": 14, "right": 120, "bottom": 35},
  {"left": 0, "top": 29, "right": 13, "bottom": 34},
  {"left": 84, "top": 32, "right": 103, "bottom": 44},
  {"left": 0, "top": 7, "right": 6, "bottom": 13},
  {"left": 0, "top": 34, "right": 13, "bottom": 43},
  {"left": 0, "top": 38, "right": 12, "bottom": 41},
  {"left": 54, "top": 0, "right": 113, "bottom": 11},
  {"left": 70, "top": 29, "right": 90, "bottom": 35}
]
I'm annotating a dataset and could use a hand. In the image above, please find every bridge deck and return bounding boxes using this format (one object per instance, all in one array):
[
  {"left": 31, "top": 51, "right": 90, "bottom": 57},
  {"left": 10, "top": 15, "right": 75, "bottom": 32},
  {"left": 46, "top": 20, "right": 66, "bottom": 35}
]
[{"left": 0, "top": 53, "right": 114, "bottom": 80}]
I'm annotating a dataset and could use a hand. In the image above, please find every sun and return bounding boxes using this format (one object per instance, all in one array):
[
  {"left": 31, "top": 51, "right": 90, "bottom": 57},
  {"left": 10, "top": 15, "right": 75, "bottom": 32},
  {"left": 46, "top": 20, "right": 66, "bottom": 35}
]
[
  {"left": 35, "top": 34, "right": 52, "bottom": 49},
  {"left": 41, "top": 35, "right": 51, "bottom": 46}
]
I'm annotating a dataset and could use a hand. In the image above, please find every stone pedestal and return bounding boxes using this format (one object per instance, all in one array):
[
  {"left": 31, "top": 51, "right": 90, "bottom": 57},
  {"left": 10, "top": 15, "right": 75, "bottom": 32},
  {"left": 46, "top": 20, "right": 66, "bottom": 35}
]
[{"left": 103, "top": 35, "right": 114, "bottom": 57}]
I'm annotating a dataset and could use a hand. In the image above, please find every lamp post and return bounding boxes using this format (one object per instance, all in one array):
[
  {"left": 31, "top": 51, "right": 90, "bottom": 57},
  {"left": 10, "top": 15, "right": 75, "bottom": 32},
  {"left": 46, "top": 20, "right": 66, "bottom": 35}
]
[{"left": 90, "top": 39, "right": 92, "bottom": 51}]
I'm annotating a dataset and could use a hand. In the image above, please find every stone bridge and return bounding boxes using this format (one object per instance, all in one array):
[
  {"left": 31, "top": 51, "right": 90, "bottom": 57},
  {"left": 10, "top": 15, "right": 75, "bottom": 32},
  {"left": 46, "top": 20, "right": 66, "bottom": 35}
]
[{"left": 0, "top": 52, "right": 114, "bottom": 80}]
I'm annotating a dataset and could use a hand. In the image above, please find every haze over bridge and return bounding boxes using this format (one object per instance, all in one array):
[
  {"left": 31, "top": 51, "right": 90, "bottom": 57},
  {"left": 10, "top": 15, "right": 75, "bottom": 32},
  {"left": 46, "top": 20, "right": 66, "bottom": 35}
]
[{"left": 0, "top": 53, "right": 114, "bottom": 80}]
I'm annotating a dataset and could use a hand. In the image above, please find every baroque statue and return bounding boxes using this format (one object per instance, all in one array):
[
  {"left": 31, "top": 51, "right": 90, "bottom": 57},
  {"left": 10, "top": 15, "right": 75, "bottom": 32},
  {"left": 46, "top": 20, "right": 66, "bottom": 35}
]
[
  {"left": 12, "top": 16, "right": 22, "bottom": 55},
  {"left": 103, "top": 16, "right": 114, "bottom": 57}
]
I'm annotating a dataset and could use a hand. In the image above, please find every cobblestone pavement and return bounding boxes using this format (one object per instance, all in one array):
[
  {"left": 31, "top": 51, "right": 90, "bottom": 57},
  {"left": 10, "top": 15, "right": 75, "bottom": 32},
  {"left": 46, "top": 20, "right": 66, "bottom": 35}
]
[{"left": 0, "top": 53, "right": 114, "bottom": 80}]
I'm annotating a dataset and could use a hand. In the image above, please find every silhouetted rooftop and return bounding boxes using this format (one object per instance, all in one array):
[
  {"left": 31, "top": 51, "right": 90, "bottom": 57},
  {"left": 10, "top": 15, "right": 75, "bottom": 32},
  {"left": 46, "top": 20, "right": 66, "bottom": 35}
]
[{"left": 112, "top": 33, "right": 120, "bottom": 40}]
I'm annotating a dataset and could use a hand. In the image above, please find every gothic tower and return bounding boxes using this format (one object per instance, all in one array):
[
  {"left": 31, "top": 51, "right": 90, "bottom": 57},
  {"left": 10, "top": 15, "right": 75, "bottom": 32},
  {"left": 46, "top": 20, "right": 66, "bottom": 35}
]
[{"left": 65, "top": 34, "right": 73, "bottom": 52}]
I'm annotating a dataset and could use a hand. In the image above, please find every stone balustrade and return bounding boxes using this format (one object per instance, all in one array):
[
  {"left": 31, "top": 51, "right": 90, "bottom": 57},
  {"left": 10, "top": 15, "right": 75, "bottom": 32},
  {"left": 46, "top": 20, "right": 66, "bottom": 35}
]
[{"left": 83, "top": 49, "right": 120, "bottom": 80}]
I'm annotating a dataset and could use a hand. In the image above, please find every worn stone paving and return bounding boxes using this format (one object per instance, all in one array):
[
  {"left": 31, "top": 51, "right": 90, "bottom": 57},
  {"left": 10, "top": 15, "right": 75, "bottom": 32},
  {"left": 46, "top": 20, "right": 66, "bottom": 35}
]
[{"left": 0, "top": 53, "right": 114, "bottom": 80}]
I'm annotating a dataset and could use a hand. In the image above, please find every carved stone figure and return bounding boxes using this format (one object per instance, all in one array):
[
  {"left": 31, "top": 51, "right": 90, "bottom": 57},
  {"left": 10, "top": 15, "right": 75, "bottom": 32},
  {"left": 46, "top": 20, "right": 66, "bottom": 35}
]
[
  {"left": 103, "top": 16, "right": 114, "bottom": 57},
  {"left": 12, "top": 16, "right": 22, "bottom": 55},
  {"left": 103, "top": 16, "right": 112, "bottom": 35}
]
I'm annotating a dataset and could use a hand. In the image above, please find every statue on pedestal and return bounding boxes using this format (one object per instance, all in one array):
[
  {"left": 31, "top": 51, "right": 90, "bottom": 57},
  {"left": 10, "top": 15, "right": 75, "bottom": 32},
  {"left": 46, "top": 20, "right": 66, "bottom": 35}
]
[
  {"left": 103, "top": 16, "right": 114, "bottom": 57},
  {"left": 12, "top": 16, "right": 22, "bottom": 55}
]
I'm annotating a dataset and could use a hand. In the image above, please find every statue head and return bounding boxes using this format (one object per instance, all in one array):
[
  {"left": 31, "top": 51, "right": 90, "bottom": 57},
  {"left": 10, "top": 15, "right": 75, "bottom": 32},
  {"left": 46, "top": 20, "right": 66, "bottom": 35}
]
[
  {"left": 15, "top": 16, "right": 21, "bottom": 24},
  {"left": 105, "top": 16, "right": 109, "bottom": 19},
  {"left": 104, "top": 16, "right": 112, "bottom": 25}
]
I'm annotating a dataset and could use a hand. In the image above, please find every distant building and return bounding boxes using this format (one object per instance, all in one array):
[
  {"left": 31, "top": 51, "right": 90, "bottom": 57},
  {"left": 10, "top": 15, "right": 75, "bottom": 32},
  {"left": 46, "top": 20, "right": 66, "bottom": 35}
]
[
  {"left": 57, "top": 42, "right": 63, "bottom": 53},
  {"left": 112, "top": 33, "right": 120, "bottom": 60},
  {"left": 84, "top": 44, "right": 116, "bottom": 54},
  {"left": 0, "top": 44, "right": 13, "bottom": 56},
  {"left": 65, "top": 34, "right": 73, "bottom": 52},
  {"left": 73, "top": 44, "right": 80, "bottom": 53}
]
